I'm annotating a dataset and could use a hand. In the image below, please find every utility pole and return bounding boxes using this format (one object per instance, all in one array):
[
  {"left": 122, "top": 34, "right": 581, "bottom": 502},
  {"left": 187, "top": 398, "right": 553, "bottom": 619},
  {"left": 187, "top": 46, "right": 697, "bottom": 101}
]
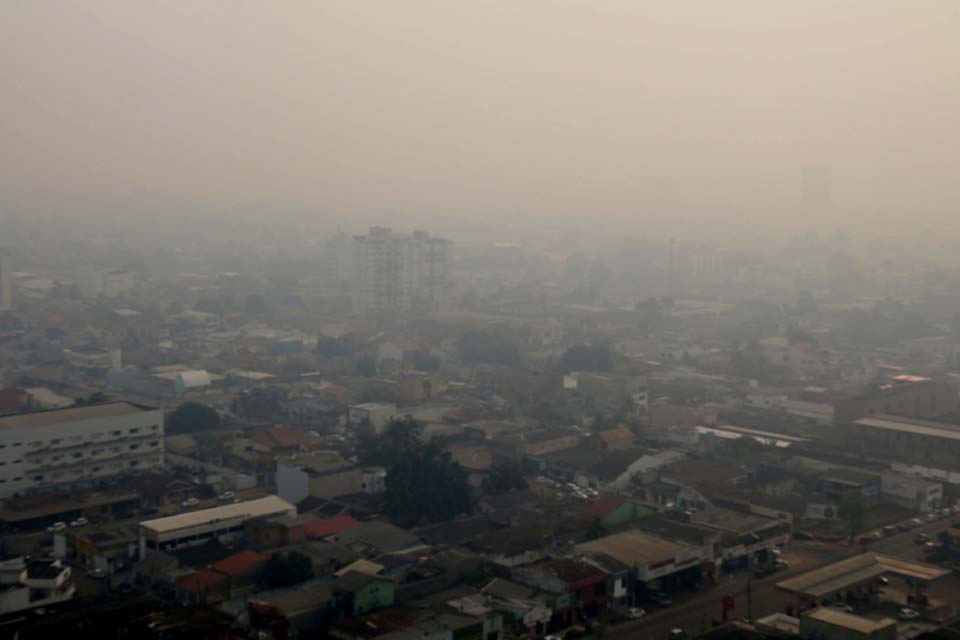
[{"left": 746, "top": 557, "right": 754, "bottom": 622}]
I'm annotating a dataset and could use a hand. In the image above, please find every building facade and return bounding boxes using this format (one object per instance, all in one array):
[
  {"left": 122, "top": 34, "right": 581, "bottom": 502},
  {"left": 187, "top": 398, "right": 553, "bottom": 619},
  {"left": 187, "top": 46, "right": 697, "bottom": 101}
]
[
  {"left": 350, "top": 227, "right": 452, "bottom": 317},
  {"left": 0, "top": 402, "right": 164, "bottom": 499}
]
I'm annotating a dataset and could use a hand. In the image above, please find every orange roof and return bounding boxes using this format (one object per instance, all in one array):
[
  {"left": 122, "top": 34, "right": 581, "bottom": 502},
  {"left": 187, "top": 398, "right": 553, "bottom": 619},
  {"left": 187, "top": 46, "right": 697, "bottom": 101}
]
[
  {"left": 210, "top": 550, "right": 269, "bottom": 577},
  {"left": 581, "top": 494, "right": 627, "bottom": 519},
  {"left": 176, "top": 569, "right": 226, "bottom": 592},
  {"left": 387, "top": 339, "right": 423, "bottom": 352},
  {"left": 304, "top": 514, "right": 361, "bottom": 538},
  {"left": 254, "top": 425, "right": 319, "bottom": 450},
  {"left": 597, "top": 426, "right": 634, "bottom": 443}
]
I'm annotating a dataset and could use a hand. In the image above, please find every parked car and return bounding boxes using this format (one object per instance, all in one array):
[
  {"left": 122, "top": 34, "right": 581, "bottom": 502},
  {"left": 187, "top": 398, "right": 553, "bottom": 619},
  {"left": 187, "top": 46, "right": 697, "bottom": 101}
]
[
  {"left": 648, "top": 591, "right": 673, "bottom": 608},
  {"left": 217, "top": 491, "right": 235, "bottom": 500},
  {"left": 882, "top": 525, "right": 899, "bottom": 536},
  {"left": 69, "top": 517, "right": 89, "bottom": 527},
  {"left": 46, "top": 522, "right": 67, "bottom": 533},
  {"left": 626, "top": 608, "right": 647, "bottom": 620},
  {"left": 916, "top": 533, "right": 931, "bottom": 544},
  {"left": 909, "top": 518, "right": 925, "bottom": 527},
  {"left": 181, "top": 498, "right": 200, "bottom": 508},
  {"left": 792, "top": 531, "right": 816, "bottom": 541},
  {"left": 829, "top": 604, "right": 854, "bottom": 613},
  {"left": 668, "top": 629, "right": 689, "bottom": 640},
  {"left": 899, "top": 608, "right": 920, "bottom": 621},
  {"left": 89, "top": 568, "right": 107, "bottom": 580}
]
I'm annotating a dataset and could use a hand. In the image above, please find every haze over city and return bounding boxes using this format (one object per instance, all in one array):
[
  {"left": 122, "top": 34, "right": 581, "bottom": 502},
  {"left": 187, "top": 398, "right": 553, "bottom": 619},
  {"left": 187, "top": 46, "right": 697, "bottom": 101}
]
[
  {"left": 3, "top": 1, "right": 959, "bottom": 239},
  {"left": 4, "top": 3, "right": 960, "bottom": 640}
]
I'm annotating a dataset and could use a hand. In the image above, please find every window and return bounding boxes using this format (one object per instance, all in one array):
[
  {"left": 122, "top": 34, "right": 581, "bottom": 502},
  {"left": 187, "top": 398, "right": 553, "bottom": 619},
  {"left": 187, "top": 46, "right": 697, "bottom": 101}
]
[
  {"left": 150, "top": 425, "right": 159, "bottom": 431},
  {"left": 13, "top": 477, "right": 22, "bottom": 481},
  {"left": 130, "top": 461, "right": 139, "bottom": 467},
  {"left": 12, "top": 443, "right": 21, "bottom": 447},
  {"left": 110, "top": 431, "right": 121, "bottom": 437},
  {"left": 34, "top": 475, "right": 43, "bottom": 482},
  {"left": 73, "top": 452, "right": 83, "bottom": 459},
  {"left": 28, "top": 441, "right": 42, "bottom": 447},
  {"left": 129, "top": 428, "right": 140, "bottom": 434},
  {"left": 149, "top": 441, "right": 159, "bottom": 447},
  {"left": 129, "top": 444, "right": 139, "bottom": 450},
  {"left": 92, "top": 466, "right": 101, "bottom": 472}
]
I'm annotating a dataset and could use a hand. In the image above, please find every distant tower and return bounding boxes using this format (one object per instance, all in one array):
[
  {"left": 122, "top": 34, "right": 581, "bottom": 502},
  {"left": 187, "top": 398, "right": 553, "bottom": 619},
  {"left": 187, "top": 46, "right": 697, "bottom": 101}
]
[
  {"left": 0, "top": 251, "right": 12, "bottom": 311},
  {"left": 802, "top": 165, "right": 833, "bottom": 210}
]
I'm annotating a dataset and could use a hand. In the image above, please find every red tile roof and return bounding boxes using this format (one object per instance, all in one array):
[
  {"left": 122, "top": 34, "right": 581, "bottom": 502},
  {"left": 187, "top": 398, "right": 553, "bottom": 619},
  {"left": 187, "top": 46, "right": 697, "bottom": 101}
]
[
  {"left": 580, "top": 494, "right": 627, "bottom": 520},
  {"left": 210, "top": 550, "right": 269, "bottom": 577},
  {"left": 597, "top": 426, "right": 634, "bottom": 444},
  {"left": 253, "top": 425, "right": 319, "bottom": 450},
  {"left": 176, "top": 569, "right": 226, "bottom": 592},
  {"left": 303, "top": 514, "right": 361, "bottom": 538}
]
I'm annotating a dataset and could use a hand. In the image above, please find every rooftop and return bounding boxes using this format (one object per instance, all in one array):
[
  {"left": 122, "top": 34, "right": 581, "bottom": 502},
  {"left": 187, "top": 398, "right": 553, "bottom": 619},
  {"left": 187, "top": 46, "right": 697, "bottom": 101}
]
[
  {"left": 209, "top": 550, "right": 268, "bottom": 577},
  {"left": 777, "top": 553, "right": 949, "bottom": 598},
  {"left": 140, "top": 495, "right": 295, "bottom": 534},
  {"left": 577, "top": 530, "right": 686, "bottom": 567},
  {"left": 854, "top": 415, "right": 960, "bottom": 442},
  {"left": 803, "top": 608, "right": 896, "bottom": 634},
  {"left": 0, "top": 401, "right": 156, "bottom": 431}
]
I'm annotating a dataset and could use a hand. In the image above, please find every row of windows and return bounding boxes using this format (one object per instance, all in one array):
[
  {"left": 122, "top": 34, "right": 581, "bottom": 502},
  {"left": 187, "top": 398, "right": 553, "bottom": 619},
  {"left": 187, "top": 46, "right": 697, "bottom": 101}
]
[
  {"left": 0, "top": 425, "right": 160, "bottom": 450},
  {"left": 31, "top": 442, "right": 160, "bottom": 466},
  {"left": 145, "top": 525, "right": 244, "bottom": 551},
  {"left": 0, "top": 457, "right": 161, "bottom": 483}
]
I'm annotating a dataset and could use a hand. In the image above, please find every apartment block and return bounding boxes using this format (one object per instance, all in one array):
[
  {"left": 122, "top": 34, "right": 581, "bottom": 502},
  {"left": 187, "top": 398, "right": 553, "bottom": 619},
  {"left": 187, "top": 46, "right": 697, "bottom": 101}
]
[{"left": 0, "top": 402, "right": 164, "bottom": 499}]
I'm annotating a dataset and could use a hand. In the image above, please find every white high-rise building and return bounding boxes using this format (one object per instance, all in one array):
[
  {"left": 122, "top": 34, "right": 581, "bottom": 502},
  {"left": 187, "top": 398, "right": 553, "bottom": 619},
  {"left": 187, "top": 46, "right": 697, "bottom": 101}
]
[
  {"left": 0, "top": 252, "right": 12, "bottom": 311},
  {"left": 350, "top": 227, "right": 451, "bottom": 317}
]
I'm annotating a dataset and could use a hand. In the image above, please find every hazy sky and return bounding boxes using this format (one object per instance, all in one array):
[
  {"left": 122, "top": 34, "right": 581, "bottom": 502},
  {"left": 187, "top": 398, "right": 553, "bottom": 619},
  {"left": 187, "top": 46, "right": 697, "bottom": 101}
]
[{"left": 2, "top": 1, "right": 958, "bottom": 232}]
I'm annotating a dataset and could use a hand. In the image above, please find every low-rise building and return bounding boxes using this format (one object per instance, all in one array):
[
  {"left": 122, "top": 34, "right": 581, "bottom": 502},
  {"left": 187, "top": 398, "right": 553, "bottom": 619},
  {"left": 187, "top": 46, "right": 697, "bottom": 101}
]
[
  {"left": 880, "top": 471, "right": 942, "bottom": 511},
  {"left": 347, "top": 403, "right": 398, "bottom": 436},
  {"left": 800, "top": 608, "right": 897, "bottom": 640},
  {"left": 276, "top": 452, "right": 386, "bottom": 504},
  {"left": 0, "top": 558, "right": 76, "bottom": 615},
  {"left": 138, "top": 495, "right": 296, "bottom": 558}
]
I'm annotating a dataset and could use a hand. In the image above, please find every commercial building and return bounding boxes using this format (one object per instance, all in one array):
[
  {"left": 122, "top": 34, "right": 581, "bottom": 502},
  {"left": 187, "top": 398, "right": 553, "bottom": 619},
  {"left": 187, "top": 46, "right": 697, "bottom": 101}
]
[
  {"left": 849, "top": 416, "right": 960, "bottom": 467},
  {"left": 347, "top": 403, "right": 398, "bottom": 436},
  {"left": 350, "top": 227, "right": 452, "bottom": 317},
  {"left": 880, "top": 470, "right": 942, "bottom": 511},
  {"left": 834, "top": 379, "right": 959, "bottom": 425},
  {"left": 276, "top": 452, "right": 386, "bottom": 504},
  {"left": 0, "top": 402, "right": 164, "bottom": 499},
  {"left": 138, "top": 495, "right": 296, "bottom": 558},
  {"left": 800, "top": 608, "right": 897, "bottom": 640}
]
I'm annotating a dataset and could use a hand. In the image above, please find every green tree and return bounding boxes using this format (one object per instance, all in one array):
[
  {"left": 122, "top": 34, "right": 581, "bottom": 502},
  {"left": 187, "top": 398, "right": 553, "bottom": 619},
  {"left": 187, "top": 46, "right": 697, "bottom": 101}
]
[
  {"left": 166, "top": 402, "right": 221, "bottom": 434},
  {"left": 384, "top": 443, "right": 474, "bottom": 526},
  {"left": 838, "top": 493, "right": 865, "bottom": 543},
  {"left": 261, "top": 551, "right": 314, "bottom": 588},
  {"left": 558, "top": 343, "right": 614, "bottom": 373},
  {"left": 357, "top": 416, "right": 423, "bottom": 467},
  {"left": 482, "top": 461, "right": 527, "bottom": 495},
  {"left": 355, "top": 356, "right": 376, "bottom": 377}
]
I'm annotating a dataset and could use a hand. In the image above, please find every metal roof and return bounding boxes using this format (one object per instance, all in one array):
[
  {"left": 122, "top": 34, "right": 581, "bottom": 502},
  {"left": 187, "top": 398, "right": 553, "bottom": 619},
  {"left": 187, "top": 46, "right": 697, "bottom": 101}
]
[
  {"left": 777, "top": 553, "right": 949, "bottom": 598},
  {"left": 0, "top": 402, "right": 156, "bottom": 431},
  {"left": 140, "top": 495, "right": 295, "bottom": 534}
]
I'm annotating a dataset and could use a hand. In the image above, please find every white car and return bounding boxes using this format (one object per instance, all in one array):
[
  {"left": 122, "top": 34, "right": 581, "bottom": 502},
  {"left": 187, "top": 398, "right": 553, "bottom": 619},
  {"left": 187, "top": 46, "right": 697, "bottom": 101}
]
[
  {"left": 899, "top": 608, "right": 920, "bottom": 621},
  {"left": 909, "top": 518, "right": 925, "bottom": 527},
  {"left": 217, "top": 491, "right": 235, "bottom": 500},
  {"left": 181, "top": 498, "right": 200, "bottom": 508},
  {"left": 626, "top": 608, "right": 647, "bottom": 620},
  {"left": 69, "top": 517, "right": 89, "bottom": 527}
]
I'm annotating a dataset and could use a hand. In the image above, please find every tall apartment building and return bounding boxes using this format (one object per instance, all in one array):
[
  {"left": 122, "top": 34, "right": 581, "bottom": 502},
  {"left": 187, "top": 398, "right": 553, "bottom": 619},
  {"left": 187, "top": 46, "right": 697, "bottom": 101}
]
[
  {"left": 0, "top": 402, "right": 164, "bottom": 499},
  {"left": 0, "top": 251, "right": 12, "bottom": 311},
  {"left": 350, "top": 227, "right": 451, "bottom": 317}
]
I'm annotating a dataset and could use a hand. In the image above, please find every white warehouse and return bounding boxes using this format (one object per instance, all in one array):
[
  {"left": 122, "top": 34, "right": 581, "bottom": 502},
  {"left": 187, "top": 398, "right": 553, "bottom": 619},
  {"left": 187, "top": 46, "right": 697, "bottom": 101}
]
[
  {"left": 0, "top": 402, "right": 164, "bottom": 499},
  {"left": 139, "top": 495, "right": 295, "bottom": 558}
]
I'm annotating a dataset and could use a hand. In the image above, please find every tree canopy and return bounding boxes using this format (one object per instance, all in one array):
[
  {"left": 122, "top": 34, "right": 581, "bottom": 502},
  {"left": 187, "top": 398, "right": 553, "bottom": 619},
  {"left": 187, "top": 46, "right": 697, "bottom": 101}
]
[
  {"left": 482, "top": 461, "right": 527, "bottom": 495},
  {"left": 558, "top": 343, "right": 614, "bottom": 373},
  {"left": 838, "top": 493, "right": 865, "bottom": 543},
  {"left": 362, "top": 417, "right": 474, "bottom": 526},
  {"left": 261, "top": 551, "right": 313, "bottom": 588},
  {"left": 166, "top": 402, "right": 221, "bottom": 434}
]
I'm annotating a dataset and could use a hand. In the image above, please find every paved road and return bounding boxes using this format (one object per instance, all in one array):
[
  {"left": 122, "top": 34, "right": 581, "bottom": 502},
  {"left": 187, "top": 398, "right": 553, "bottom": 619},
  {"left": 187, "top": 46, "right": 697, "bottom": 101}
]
[{"left": 605, "top": 517, "right": 957, "bottom": 640}]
